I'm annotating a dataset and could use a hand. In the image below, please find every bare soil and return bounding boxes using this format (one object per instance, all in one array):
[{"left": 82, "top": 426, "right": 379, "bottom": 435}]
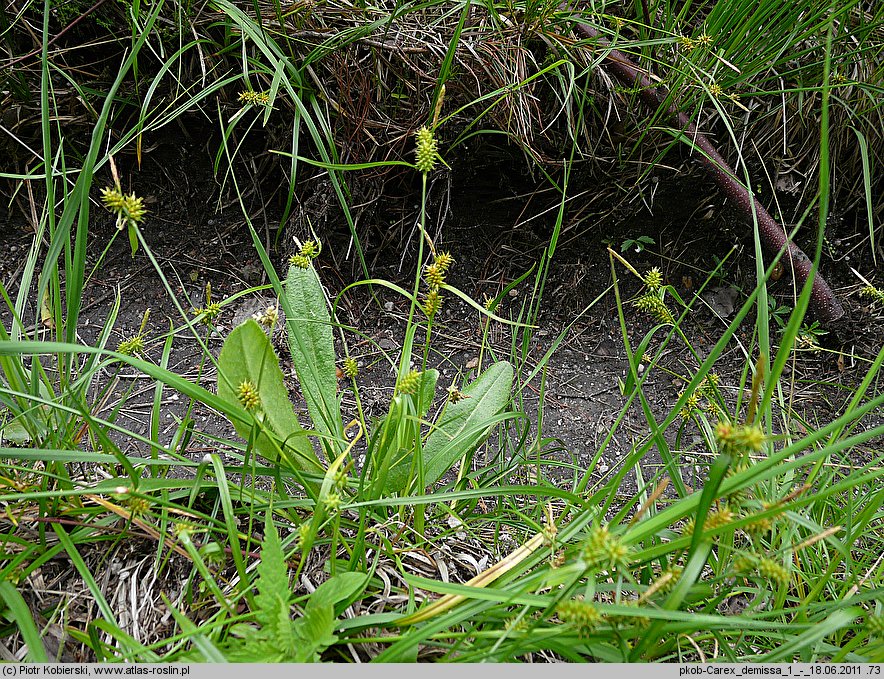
[{"left": 2, "top": 134, "right": 881, "bottom": 493}]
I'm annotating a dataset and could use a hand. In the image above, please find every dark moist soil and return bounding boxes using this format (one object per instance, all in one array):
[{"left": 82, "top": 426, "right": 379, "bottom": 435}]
[{"left": 1, "top": 136, "right": 883, "bottom": 498}]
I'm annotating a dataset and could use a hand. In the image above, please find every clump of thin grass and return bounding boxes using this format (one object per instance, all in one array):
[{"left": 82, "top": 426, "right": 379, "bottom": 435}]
[{"left": 1, "top": 0, "right": 883, "bottom": 665}]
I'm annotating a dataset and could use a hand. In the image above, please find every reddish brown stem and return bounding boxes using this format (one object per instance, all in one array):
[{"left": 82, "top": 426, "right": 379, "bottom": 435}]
[
  {"left": 571, "top": 18, "right": 844, "bottom": 323},
  {"left": 2, "top": 0, "right": 112, "bottom": 71}
]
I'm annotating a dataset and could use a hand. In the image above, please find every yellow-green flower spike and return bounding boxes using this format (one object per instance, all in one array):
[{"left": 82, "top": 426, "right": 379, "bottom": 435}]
[
  {"left": 424, "top": 263, "right": 445, "bottom": 288},
  {"left": 397, "top": 370, "right": 422, "bottom": 395},
  {"left": 289, "top": 253, "right": 311, "bottom": 269},
  {"left": 323, "top": 492, "right": 342, "bottom": 513},
  {"left": 715, "top": 421, "right": 766, "bottom": 455},
  {"left": 415, "top": 126, "right": 439, "bottom": 174},
  {"left": 238, "top": 90, "right": 270, "bottom": 106},
  {"left": 859, "top": 286, "right": 884, "bottom": 304},
  {"left": 299, "top": 239, "right": 319, "bottom": 259},
  {"left": 423, "top": 288, "right": 443, "bottom": 317},
  {"left": 117, "top": 335, "right": 145, "bottom": 356},
  {"left": 644, "top": 267, "right": 663, "bottom": 290},
  {"left": 434, "top": 251, "right": 454, "bottom": 272},
  {"left": 343, "top": 357, "right": 359, "bottom": 378},
  {"left": 236, "top": 381, "right": 261, "bottom": 410},
  {"left": 556, "top": 599, "right": 602, "bottom": 637},
  {"left": 757, "top": 558, "right": 790, "bottom": 586},
  {"left": 580, "top": 525, "right": 630, "bottom": 571},
  {"left": 101, "top": 187, "right": 147, "bottom": 230},
  {"left": 634, "top": 293, "right": 674, "bottom": 324}
]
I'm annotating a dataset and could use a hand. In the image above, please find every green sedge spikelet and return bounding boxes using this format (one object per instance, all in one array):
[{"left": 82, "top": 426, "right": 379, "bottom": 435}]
[
  {"left": 238, "top": 90, "right": 270, "bottom": 106},
  {"left": 397, "top": 370, "right": 422, "bottom": 395},
  {"left": 289, "top": 253, "right": 311, "bottom": 269},
  {"left": 434, "top": 251, "right": 454, "bottom": 272},
  {"left": 415, "top": 126, "right": 439, "bottom": 174},
  {"left": 424, "top": 263, "right": 445, "bottom": 288},
  {"left": 423, "top": 288, "right": 443, "bottom": 317},
  {"left": 634, "top": 293, "right": 674, "bottom": 324},
  {"left": 715, "top": 421, "right": 765, "bottom": 455},
  {"left": 705, "top": 505, "right": 735, "bottom": 530},
  {"left": 323, "top": 492, "right": 342, "bottom": 513},
  {"left": 101, "top": 187, "right": 147, "bottom": 231},
  {"left": 117, "top": 335, "right": 145, "bottom": 356},
  {"left": 299, "top": 239, "right": 319, "bottom": 259},
  {"left": 860, "top": 286, "right": 884, "bottom": 305},
  {"left": 580, "top": 525, "right": 630, "bottom": 571},
  {"left": 342, "top": 357, "right": 359, "bottom": 378},
  {"left": 644, "top": 267, "right": 663, "bottom": 290},
  {"left": 757, "top": 558, "right": 790, "bottom": 587},
  {"left": 117, "top": 308, "right": 150, "bottom": 355},
  {"left": 236, "top": 381, "right": 261, "bottom": 410},
  {"left": 556, "top": 598, "right": 602, "bottom": 636}
]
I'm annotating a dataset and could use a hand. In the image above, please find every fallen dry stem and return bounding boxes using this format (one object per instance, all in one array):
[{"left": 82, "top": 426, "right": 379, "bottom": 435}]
[{"left": 569, "top": 12, "right": 845, "bottom": 324}]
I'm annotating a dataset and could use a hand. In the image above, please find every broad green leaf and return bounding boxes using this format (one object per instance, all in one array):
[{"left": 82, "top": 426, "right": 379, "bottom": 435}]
[
  {"left": 388, "top": 361, "right": 513, "bottom": 491},
  {"left": 291, "top": 572, "right": 368, "bottom": 662},
  {"left": 416, "top": 368, "right": 439, "bottom": 419},
  {"left": 217, "top": 319, "right": 320, "bottom": 474},
  {"left": 307, "top": 572, "right": 369, "bottom": 614},
  {"left": 292, "top": 604, "right": 336, "bottom": 662},
  {"left": 1, "top": 409, "right": 48, "bottom": 444},
  {"left": 285, "top": 264, "right": 343, "bottom": 452}
]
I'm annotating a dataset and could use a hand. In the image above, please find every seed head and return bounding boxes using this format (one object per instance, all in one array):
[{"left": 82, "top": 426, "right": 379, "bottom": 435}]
[
  {"left": 732, "top": 554, "right": 759, "bottom": 574},
  {"left": 434, "top": 251, "right": 454, "bottom": 272},
  {"left": 299, "top": 239, "right": 319, "bottom": 259},
  {"left": 289, "top": 253, "right": 311, "bottom": 269},
  {"left": 446, "top": 383, "right": 469, "bottom": 404},
  {"left": 238, "top": 90, "right": 270, "bottom": 106},
  {"left": 644, "top": 267, "right": 663, "bottom": 291},
  {"left": 424, "top": 263, "right": 445, "bottom": 289},
  {"left": 323, "top": 491, "right": 342, "bottom": 513},
  {"left": 580, "top": 525, "right": 630, "bottom": 572},
  {"left": 236, "top": 381, "right": 261, "bottom": 410},
  {"left": 859, "top": 286, "right": 884, "bottom": 305},
  {"left": 556, "top": 598, "right": 602, "bottom": 637},
  {"left": 415, "top": 126, "right": 439, "bottom": 175},
  {"left": 342, "top": 357, "right": 359, "bottom": 378},
  {"left": 705, "top": 505, "right": 735, "bottom": 530},
  {"left": 117, "top": 335, "right": 145, "bottom": 356},
  {"left": 126, "top": 495, "right": 151, "bottom": 515},
  {"left": 101, "top": 187, "right": 147, "bottom": 230},
  {"left": 757, "top": 558, "right": 790, "bottom": 586},
  {"left": 193, "top": 301, "right": 222, "bottom": 324},
  {"left": 423, "top": 288, "right": 443, "bottom": 317},
  {"left": 634, "top": 293, "right": 674, "bottom": 324},
  {"left": 716, "top": 421, "right": 765, "bottom": 455},
  {"left": 397, "top": 370, "right": 422, "bottom": 395}
]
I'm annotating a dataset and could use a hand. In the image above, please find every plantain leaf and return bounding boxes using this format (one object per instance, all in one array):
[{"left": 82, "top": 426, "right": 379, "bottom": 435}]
[
  {"left": 217, "top": 319, "right": 321, "bottom": 475},
  {"left": 416, "top": 368, "right": 439, "bottom": 419},
  {"left": 285, "top": 264, "right": 344, "bottom": 454},
  {"left": 387, "top": 361, "right": 513, "bottom": 491}
]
